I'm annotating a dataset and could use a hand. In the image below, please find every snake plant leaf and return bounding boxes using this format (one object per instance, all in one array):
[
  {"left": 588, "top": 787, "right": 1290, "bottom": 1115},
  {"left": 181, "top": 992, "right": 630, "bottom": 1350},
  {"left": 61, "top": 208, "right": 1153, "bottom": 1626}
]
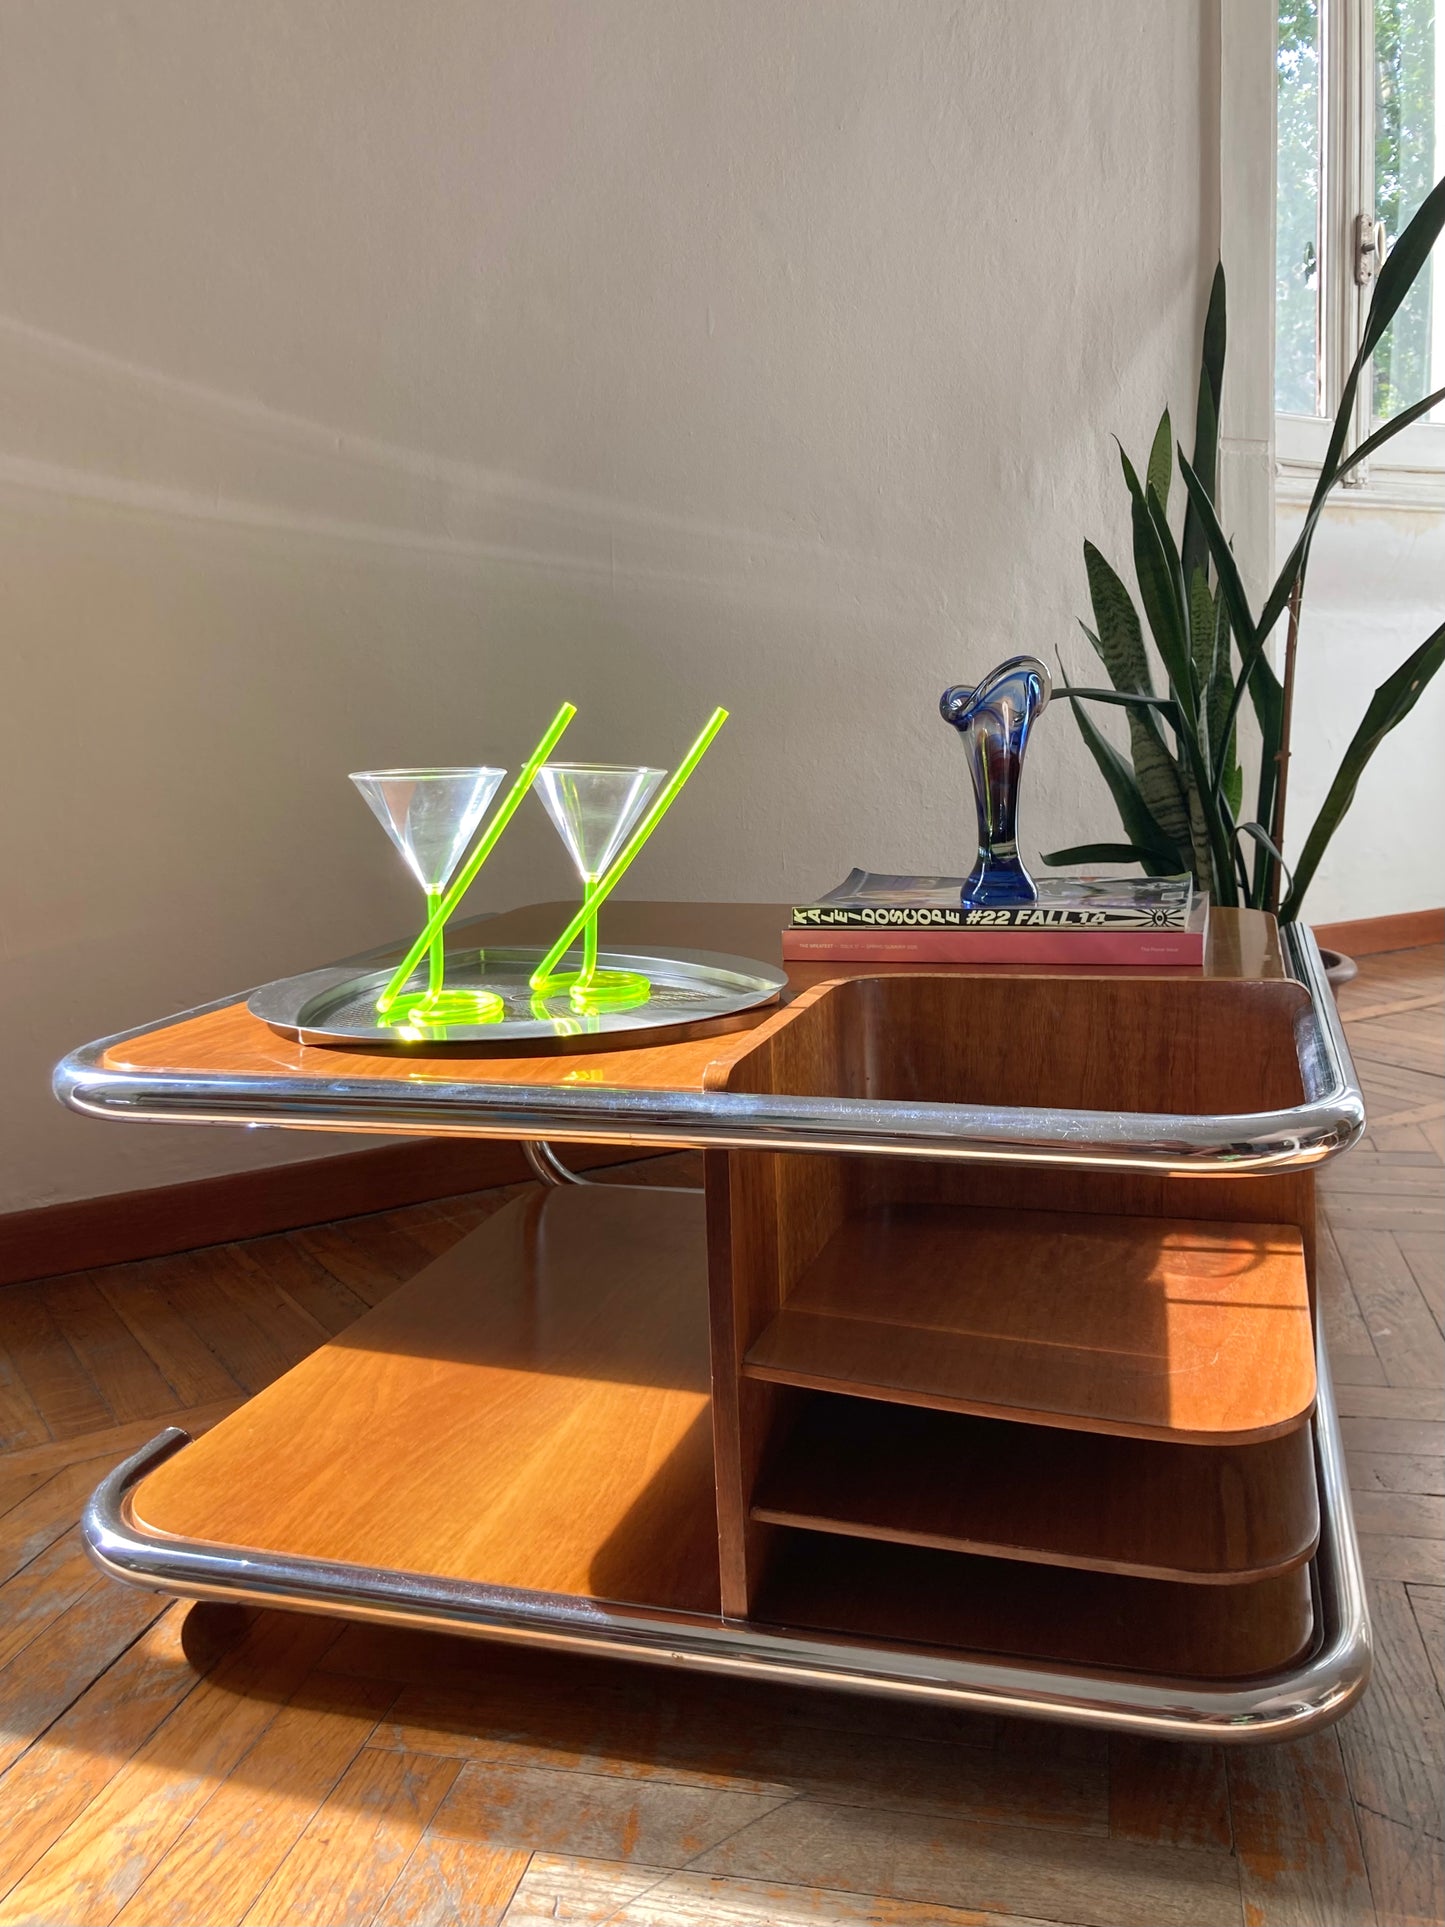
[
  {"left": 1040, "top": 842, "right": 1177, "bottom": 868},
  {"left": 1338, "top": 385, "right": 1445, "bottom": 479},
  {"left": 1261, "top": 386, "right": 1445, "bottom": 649},
  {"left": 1198, "top": 259, "right": 1226, "bottom": 414},
  {"left": 1248, "top": 651, "right": 1285, "bottom": 900},
  {"left": 1224, "top": 757, "right": 1244, "bottom": 822},
  {"left": 1065, "top": 678, "right": 1201, "bottom": 863},
  {"left": 1130, "top": 485, "right": 1199, "bottom": 727},
  {"left": 1062, "top": 686, "right": 1183, "bottom": 714},
  {"left": 1362, "top": 173, "right": 1445, "bottom": 360},
  {"left": 1080, "top": 550, "right": 1192, "bottom": 852},
  {"left": 1211, "top": 582, "right": 1244, "bottom": 819},
  {"left": 1262, "top": 186, "right": 1445, "bottom": 644},
  {"left": 1091, "top": 533, "right": 1235, "bottom": 898},
  {"left": 1191, "top": 569, "right": 1244, "bottom": 817},
  {"left": 1234, "top": 822, "right": 1293, "bottom": 892},
  {"left": 1082, "top": 547, "right": 1154, "bottom": 694},
  {"left": 1186, "top": 787, "right": 1218, "bottom": 902},
  {"left": 1149, "top": 483, "right": 1205, "bottom": 725},
  {"left": 1176, "top": 449, "right": 1279, "bottom": 809},
  {"left": 1206, "top": 577, "right": 1231, "bottom": 744},
  {"left": 1055, "top": 664, "right": 1185, "bottom": 876},
  {"left": 1146, "top": 409, "right": 1172, "bottom": 515},
  {"left": 1280, "top": 620, "right": 1445, "bottom": 921},
  {"left": 1177, "top": 452, "right": 1258, "bottom": 652},
  {"left": 1188, "top": 566, "right": 1217, "bottom": 740},
  {"left": 1181, "top": 264, "right": 1226, "bottom": 587},
  {"left": 1180, "top": 373, "right": 1217, "bottom": 590}
]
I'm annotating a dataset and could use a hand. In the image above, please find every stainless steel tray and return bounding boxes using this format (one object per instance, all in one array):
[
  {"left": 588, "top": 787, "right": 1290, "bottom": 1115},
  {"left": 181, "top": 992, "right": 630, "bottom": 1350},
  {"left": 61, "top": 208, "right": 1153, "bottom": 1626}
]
[{"left": 246, "top": 945, "right": 787, "bottom": 1050}]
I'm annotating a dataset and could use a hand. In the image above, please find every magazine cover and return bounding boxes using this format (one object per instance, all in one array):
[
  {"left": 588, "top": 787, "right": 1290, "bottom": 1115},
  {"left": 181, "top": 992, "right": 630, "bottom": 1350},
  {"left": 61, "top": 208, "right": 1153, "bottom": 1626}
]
[{"left": 793, "top": 869, "right": 1194, "bottom": 931}]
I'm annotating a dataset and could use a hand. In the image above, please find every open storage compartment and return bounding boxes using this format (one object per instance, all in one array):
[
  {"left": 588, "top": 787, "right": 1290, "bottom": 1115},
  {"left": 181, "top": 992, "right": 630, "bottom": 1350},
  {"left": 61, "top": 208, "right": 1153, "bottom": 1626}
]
[
  {"left": 129, "top": 1184, "right": 722, "bottom": 1617},
  {"left": 705, "top": 970, "right": 1321, "bottom": 1674},
  {"left": 754, "top": 1532, "right": 1318, "bottom": 1679},
  {"left": 751, "top": 1391, "right": 1320, "bottom": 1583}
]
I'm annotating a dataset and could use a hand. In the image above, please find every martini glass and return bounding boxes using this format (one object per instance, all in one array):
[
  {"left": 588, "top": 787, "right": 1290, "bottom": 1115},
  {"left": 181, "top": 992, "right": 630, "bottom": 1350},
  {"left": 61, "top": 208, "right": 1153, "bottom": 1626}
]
[
  {"left": 350, "top": 767, "right": 506, "bottom": 1025},
  {"left": 533, "top": 764, "right": 666, "bottom": 1010}
]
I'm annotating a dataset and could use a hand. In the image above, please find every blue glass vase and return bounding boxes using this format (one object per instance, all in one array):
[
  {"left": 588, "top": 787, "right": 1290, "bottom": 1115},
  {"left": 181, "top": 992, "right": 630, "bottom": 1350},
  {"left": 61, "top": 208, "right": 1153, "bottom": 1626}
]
[{"left": 939, "top": 656, "right": 1052, "bottom": 909}]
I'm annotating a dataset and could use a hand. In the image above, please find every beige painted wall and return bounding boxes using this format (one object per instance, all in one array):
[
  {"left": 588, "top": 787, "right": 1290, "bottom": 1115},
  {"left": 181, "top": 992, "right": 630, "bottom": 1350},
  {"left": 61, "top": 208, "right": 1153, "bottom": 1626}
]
[{"left": 3, "top": 1, "right": 1224, "bottom": 1213}]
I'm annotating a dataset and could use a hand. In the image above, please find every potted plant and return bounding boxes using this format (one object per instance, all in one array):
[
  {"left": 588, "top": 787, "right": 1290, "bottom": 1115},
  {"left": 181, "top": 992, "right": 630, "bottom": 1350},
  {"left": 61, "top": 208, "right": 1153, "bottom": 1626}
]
[{"left": 1044, "top": 176, "right": 1445, "bottom": 981}]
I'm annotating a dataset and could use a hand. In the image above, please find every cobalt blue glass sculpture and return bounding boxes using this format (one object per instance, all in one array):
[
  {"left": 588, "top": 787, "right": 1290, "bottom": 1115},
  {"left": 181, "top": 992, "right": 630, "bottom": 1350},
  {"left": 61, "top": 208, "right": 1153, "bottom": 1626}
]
[{"left": 940, "top": 656, "right": 1052, "bottom": 909}]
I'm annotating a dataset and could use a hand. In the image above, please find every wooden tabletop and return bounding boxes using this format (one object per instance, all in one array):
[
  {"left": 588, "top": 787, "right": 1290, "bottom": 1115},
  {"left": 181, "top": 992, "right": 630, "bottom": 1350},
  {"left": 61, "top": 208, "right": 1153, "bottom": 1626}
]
[{"left": 99, "top": 901, "right": 1286, "bottom": 1103}]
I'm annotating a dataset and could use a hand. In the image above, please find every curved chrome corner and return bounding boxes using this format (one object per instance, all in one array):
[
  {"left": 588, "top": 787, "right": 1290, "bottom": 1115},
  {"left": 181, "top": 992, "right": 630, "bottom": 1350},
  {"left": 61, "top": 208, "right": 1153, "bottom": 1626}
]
[
  {"left": 1299, "top": 1321, "right": 1373, "bottom": 1718},
  {"left": 1282, "top": 921, "right": 1367, "bottom": 1128},
  {"left": 82, "top": 1319, "right": 1371, "bottom": 1745}
]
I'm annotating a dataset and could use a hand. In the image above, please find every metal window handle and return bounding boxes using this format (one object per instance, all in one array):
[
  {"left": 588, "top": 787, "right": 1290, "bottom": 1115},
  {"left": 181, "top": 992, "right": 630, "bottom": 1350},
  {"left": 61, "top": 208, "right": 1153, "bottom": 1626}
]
[{"left": 1355, "top": 213, "right": 1388, "bottom": 286}]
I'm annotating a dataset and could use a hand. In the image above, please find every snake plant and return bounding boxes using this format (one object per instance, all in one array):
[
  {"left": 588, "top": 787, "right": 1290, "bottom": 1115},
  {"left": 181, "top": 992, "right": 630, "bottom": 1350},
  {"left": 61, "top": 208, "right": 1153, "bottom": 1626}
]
[{"left": 1044, "top": 174, "right": 1445, "bottom": 922}]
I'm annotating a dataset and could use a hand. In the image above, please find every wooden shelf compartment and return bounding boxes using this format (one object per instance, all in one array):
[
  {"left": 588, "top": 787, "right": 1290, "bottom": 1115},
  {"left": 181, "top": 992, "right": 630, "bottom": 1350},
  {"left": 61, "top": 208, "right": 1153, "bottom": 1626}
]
[
  {"left": 121, "top": 1135, "right": 1326, "bottom": 1692},
  {"left": 753, "top": 1528, "right": 1317, "bottom": 1681},
  {"left": 712, "top": 968, "right": 1313, "bottom": 1126},
  {"left": 704, "top": 965, "right": 1322, "bottom": 1617},
  {"left": 750, "top": 1392, "right": 1320, "bottom": 1584},
  {"left": 742, "top": 1202, "right": 1315, "bottom": 1446},
  {"left": 131, "top": 1184, "right": 721, "bottom": 1617}
]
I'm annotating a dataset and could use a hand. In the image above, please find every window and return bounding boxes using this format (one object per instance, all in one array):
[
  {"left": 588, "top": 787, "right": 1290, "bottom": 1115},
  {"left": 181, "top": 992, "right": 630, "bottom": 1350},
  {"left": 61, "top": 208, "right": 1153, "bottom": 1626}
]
[{"left": 1275, "top": 0, "right": 1443, "bottom": 491}]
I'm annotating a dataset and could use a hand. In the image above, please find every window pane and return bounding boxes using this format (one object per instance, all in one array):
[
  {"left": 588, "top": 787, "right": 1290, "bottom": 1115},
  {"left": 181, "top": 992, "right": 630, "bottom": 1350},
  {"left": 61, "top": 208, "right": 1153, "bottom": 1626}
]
[
  {"left": 1374, "top": 0, "right": 1439, "bottom": 420},
  {"left": 1277, "top": 0, "right": 1324, "bottom": 414}
]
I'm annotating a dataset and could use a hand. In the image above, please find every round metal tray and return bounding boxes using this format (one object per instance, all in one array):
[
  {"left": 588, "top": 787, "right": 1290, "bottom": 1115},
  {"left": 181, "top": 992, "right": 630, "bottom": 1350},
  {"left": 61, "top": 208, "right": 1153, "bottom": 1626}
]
[{"left": 248, "top": 944, "right": 787, "bottom": 1050}]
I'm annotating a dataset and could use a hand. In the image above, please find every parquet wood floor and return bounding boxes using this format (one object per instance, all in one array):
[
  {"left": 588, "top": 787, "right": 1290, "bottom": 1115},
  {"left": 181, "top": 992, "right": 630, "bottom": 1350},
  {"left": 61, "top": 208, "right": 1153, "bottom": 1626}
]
[{"left": 0, "top": 947, "right": 1439, "bottom": 1926}]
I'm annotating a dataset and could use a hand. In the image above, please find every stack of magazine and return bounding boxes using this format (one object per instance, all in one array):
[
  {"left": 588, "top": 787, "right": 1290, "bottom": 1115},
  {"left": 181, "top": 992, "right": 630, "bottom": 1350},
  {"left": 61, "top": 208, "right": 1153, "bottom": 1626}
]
[{"left": 783, "top": 870, "right": 1208, "bottom": 966}]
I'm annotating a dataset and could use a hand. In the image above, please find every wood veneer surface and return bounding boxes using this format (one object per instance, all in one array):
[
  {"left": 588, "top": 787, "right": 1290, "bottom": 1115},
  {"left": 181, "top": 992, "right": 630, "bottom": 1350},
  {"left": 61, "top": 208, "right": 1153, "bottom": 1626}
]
[
  {"left": 100, "top": 903, "right": 1286, "bottom": 1106},
  {"left": 751, "top": 1395, "right": 1321, "bottom": 1582},
  {"left": 755, "top": 1531, "right": 1317, "bottom": 1680},
  {"left": 716, "top": 965, "right": 1311, "bottom": 1117},
  {"left": 131, "top": 1185, "right": 720, "bottom": 1615},
  {"left": 744, "top": 1204, "right": 1315, "bottom": 1444}
]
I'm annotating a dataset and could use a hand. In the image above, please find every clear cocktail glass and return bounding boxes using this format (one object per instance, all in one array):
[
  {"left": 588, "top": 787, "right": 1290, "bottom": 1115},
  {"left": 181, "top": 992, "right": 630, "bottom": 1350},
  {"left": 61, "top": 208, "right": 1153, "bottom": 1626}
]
[
  {"left": 532, "top": 764, "right": 666, "bottom": 1011},
  {"left": 350, "top": 767, "right": 507, "bottom": 1026}
]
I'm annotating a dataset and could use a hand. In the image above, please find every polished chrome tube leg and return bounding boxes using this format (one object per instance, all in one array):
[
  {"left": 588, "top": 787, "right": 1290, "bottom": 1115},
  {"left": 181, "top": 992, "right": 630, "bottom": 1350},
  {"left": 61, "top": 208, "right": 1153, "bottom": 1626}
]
[
  {"left": 523, "top": 1140, "right": 590, "bottom": 1185},
  {"left": 522, "top": 1139, "right": 701, "bottom": 1193}
]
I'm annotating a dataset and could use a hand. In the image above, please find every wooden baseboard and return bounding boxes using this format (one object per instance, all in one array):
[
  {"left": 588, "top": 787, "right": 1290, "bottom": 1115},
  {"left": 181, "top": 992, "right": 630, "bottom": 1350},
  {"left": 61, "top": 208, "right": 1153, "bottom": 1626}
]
[
  {"left": 0, "top": 1138, "right": 656, "bottom": 1288},
  {"left": 1310, "top": 908, "right": 1444, "bottom": 958}
]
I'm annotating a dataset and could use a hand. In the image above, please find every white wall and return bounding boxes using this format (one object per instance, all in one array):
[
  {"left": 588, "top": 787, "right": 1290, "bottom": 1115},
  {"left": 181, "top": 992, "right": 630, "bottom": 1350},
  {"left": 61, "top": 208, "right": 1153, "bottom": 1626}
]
[
  {"left": 3, "top": 1, "right": 1223, "bottom": 1212},
  {"left": 1276, "top": 498, "right": 1445, "bottom": 925}
]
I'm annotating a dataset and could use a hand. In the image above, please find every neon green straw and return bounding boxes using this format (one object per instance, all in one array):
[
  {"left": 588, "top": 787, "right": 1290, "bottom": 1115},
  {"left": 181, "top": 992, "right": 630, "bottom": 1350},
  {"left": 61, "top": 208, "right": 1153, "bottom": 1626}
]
[
  {"left": 530, "top": 707, "right": 729, "bottom": 989},
  {"left": 376, "top": 701, "right": 577, "bottom": 1013},
  {"left": 425, "top": 889, "right": 445, "bottom": 995}
]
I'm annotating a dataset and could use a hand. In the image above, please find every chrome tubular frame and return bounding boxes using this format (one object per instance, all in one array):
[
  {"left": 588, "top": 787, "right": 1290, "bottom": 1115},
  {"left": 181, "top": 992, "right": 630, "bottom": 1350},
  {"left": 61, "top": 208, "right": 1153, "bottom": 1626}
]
[
  {"left": 83, "top": 1327, "right": 1369, "bottom": 1743},
  {"left": 66, "top": 919, "right": 1371, "bottom": 1739},
  {"left": 521, "top": 1140, "right": 594, "bottom": 1185},
  {"left": 56, "top": 924, "right": 1362, "bottom": 1176}
]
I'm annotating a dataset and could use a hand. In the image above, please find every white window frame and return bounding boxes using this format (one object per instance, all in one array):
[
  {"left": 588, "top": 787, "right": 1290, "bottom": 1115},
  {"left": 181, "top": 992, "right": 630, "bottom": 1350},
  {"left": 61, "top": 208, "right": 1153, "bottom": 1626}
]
[{"left": 1275, "top": 0, "right": 1445, "bottom": 503}]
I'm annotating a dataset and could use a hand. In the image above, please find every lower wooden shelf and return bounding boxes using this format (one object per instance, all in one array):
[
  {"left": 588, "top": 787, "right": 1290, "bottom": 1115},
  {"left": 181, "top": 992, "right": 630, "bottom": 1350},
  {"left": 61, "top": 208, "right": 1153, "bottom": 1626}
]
[
  {"left": 127, "top": 1182, "right": 1324, "bottom": 1688},
  {"left": 744, "top": 1202, "right": 1316, "bottom": 1445},
  {"left": 754, "top": 1531, "right": 1317, "bottom": 1680},
  {"left": 752, "top": 1393, "right": 1320, "bottom": 1584},
  {"left": 132, "top": 1184, "right": 721, "bottom": 1616}
]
